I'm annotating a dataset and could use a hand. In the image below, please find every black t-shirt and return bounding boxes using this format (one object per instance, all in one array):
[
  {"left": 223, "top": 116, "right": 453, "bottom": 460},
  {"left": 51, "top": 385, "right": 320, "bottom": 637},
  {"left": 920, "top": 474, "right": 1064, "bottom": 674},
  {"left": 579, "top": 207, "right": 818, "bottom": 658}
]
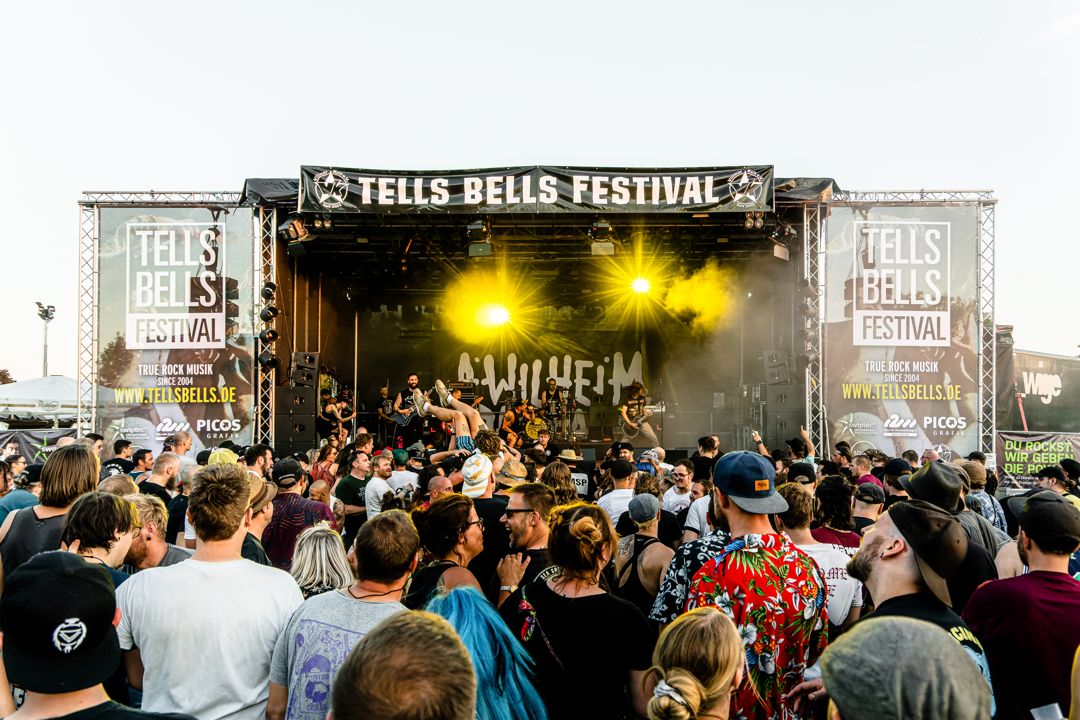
[
  {"left": 947, "top": 541, "right": 998, "bottom": 615},
  {"left": 485, "top": 546, "right": 557, "bottom": 601},
  {"left": 165, "top": 495, "right": 188, "bottom": 546},
  {"left": 469, "top": 495, "right": 511, "bottom": 603},
  {"left": 882, "top": 493, "right": 908, "bottom": 511},
  {"left": 138, "top": 481, "right": 172, "bottom": 507},
  {"left": 39, "top": 700, "right": 195, "bottom": 720},
  {"left": 615, "top": 509, "right": 682, "bottom": 549},
  {"left": 499, "top": 580, "right": 656, "bottom": 720},
  {"left": 853, "top": 515, "right": 875, "bottom": 535},
  {"left": 242, "top": 532, "right": 271, "bottom": 566},
  {"left": 691, "top": 454, "right": 717, "bottom": 484}
]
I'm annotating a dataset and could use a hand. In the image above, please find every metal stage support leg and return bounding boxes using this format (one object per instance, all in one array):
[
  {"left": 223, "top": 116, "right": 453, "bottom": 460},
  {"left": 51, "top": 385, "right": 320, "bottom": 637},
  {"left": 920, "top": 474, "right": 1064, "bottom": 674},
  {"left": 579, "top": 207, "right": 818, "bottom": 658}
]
[
  {"left": 255, "top": 207, "right": 277, "bottom": 445},
  {"left": 803, "top": 202, "right": 826, "bottom": 455}
]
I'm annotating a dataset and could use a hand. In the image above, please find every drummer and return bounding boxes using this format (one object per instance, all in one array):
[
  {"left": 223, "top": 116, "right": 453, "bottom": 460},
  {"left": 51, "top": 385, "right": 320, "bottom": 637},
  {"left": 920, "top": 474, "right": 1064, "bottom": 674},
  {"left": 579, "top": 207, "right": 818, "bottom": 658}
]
[
  {"left": 539, "top": 377, "right": 564, "bottom": 416},
  {"left": 533, "top": 427, "right": 562, "bottom": 461}
]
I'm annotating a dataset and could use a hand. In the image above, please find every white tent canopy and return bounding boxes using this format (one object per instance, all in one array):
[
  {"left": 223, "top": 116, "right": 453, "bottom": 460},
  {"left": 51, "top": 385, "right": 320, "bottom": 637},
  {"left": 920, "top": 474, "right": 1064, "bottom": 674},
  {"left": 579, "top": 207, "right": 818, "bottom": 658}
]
[{"left": 0, "top": 376, "right": 82, "bottom": 421}]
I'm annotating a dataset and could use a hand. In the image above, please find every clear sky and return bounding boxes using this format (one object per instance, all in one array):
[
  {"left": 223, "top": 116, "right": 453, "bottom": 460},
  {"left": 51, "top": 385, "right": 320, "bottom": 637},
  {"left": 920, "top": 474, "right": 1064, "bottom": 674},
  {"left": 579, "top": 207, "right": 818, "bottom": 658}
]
[{"left": 1, "top": 0, "right": 1077, "bottom": 382}]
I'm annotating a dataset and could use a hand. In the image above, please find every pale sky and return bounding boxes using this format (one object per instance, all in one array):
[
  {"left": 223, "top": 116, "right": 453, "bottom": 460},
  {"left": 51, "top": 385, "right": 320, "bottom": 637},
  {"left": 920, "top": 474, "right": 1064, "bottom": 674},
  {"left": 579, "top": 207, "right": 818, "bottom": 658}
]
[{"left": 1, "top": 0, "right": 1077, "bottom": 382}]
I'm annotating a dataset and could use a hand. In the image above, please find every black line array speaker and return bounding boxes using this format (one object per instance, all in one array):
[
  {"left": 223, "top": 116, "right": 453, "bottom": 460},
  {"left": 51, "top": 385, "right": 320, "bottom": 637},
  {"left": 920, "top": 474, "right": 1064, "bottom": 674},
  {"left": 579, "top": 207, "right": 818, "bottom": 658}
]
[
  {"left": 273, "top": 415, "right": 318, "bottom": 455},
  {"left": 764, "top": 350, "right": 792, "bottom": 385},
  {"left": 277, "top": 386, "right": 319, "bottom": 414},
  {"left": 292, "top": 352, "right": 319, "bottom": 388},
  {"left": 765, "top": 384, "right": 803, "bottom": 415}
]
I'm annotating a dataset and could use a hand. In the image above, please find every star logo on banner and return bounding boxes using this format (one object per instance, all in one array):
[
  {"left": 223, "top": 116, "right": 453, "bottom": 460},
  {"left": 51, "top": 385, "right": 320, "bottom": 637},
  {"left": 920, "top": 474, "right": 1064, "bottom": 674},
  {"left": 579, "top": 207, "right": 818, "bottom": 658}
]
[
  {"left": 312, "top": 169, "right": 349, "bottom": 209},
  {"left": 729, "top": 168, "right": 766, "bottom": 208}
]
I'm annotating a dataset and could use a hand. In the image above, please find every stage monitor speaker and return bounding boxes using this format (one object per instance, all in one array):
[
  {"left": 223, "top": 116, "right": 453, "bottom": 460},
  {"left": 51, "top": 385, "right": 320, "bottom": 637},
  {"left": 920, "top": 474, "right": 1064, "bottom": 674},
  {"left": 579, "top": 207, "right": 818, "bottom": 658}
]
[
  {"left": 292, "top": 352, "right": 319, "bottom": 388},
  {"left": 768, "top": 412, "right": 803, "bottom": 446},
  {"left": 765, "top": 384, "right": 803, "bottom": 415},
  {"left": 276, "top": 386, "right": 318, "bottom": 414},
  {"left": 765, "top": 364, "right": 791, "bottom": 385},
  {"left": 273, "top": 414, "right": 318, "bottom": 452}
]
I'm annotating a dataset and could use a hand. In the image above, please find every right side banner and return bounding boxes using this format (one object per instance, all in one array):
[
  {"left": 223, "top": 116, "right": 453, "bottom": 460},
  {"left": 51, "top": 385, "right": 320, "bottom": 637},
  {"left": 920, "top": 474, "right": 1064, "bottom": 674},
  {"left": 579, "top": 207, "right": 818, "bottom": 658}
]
[{"left": 823, "top": 204, "right": 980, "bottom": 459}]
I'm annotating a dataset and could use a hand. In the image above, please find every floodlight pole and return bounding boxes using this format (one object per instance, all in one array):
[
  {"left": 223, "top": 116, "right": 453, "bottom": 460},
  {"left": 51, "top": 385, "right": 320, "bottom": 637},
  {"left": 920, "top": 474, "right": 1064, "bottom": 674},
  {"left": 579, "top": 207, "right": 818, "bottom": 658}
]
[{"left": 36, "top": 302, "right": 55, "bottom": 377}]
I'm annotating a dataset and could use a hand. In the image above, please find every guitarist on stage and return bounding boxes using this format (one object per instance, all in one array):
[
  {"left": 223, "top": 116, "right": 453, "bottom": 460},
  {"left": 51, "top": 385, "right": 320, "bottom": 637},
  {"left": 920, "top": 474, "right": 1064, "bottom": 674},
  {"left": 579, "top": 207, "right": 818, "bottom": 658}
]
[
  {"left": 392, "top": 373, "right": 424, "bottom": 449},
  {"left": 619, "top": 381, "right": 659, "bottom": 447}
]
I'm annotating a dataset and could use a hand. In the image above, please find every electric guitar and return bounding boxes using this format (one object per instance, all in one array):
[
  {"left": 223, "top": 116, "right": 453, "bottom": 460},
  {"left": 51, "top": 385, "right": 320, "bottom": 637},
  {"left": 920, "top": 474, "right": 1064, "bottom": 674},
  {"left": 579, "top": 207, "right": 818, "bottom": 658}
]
[{"left": 621, "top": 402, "right": 666, "bottom": 439}]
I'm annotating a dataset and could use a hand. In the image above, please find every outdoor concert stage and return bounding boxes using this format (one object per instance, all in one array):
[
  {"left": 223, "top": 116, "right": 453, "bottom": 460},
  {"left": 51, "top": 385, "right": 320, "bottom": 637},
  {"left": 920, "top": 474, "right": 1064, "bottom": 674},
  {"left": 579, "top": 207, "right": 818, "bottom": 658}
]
[{"left": 76, "top": 168, "right": 997, "bottom": 466}]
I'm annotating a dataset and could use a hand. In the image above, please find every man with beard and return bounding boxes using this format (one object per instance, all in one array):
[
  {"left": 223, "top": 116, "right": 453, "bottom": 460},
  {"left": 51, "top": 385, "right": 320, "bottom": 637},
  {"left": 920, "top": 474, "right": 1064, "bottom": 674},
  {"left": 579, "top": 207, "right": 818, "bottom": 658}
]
[
  {"left": 392, "top": 373, "right": 424, "bottom": 449},
  {"left": 495, "top": 482, "right": 556, "bottom": 608},
  {"left": 123, "top": 494, "right": 192, "bottom": 572}
]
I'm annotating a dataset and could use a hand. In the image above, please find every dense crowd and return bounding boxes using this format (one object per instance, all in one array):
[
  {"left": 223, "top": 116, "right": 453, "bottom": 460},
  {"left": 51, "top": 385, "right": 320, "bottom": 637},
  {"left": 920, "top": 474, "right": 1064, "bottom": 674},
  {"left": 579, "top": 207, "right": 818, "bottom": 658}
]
[{"left": 0, "top": 403, "right": 1079, "bottom": 720}]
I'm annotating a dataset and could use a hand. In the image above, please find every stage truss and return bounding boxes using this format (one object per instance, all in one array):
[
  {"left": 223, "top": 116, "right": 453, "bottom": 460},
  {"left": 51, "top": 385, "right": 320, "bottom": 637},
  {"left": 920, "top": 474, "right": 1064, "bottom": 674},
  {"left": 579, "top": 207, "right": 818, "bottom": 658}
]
[
  {"left": 802, "top": 202, "right": 826, "bottom": 451},
  {"left": 76, "top": 192, "right": 245, "bottom": 437},
  {"left": 254, "top": 207, "right": 277, "bottom": 445},
  {"left": 819, "top": 191, "right": 997, "bottom": 455}
]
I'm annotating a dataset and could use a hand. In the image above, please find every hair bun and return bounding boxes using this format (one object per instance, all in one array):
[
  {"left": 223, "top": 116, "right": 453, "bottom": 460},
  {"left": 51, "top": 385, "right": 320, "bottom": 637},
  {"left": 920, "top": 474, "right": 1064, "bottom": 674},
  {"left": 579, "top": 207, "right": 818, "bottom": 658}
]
[{"left": 569, "top": 515, "right": 602, "bottom": 547}]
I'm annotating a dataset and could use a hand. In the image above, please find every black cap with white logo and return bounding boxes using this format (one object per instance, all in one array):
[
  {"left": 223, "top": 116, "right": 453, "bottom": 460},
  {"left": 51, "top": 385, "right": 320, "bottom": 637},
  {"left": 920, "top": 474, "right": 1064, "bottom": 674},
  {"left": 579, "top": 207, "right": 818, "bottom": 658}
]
[{"left": 0, "top": 551, "right": 120, "bottom": 693}]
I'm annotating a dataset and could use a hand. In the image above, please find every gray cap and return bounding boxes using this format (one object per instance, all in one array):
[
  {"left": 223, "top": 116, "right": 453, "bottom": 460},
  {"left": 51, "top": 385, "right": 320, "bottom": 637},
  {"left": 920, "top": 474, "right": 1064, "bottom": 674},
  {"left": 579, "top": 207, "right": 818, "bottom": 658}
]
[
  {"left": 823, "top": 617, "right": 990, "bottom": 720},
  {"left": 628, "top": 493, "right": 661, "bottom": 524}
]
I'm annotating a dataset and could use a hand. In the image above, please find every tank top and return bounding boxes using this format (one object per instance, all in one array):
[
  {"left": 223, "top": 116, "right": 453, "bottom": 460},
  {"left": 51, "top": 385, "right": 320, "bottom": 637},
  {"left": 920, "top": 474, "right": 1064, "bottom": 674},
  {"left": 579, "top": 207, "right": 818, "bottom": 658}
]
[
  {"left": 403, "top": 560, "right": 456, "bottom": 610},
  {"left": 613, "top": 535, "right": 660, "bottom": 617},
  {"left": 0, "top": 507, "right": 66, "bottom": 576}
]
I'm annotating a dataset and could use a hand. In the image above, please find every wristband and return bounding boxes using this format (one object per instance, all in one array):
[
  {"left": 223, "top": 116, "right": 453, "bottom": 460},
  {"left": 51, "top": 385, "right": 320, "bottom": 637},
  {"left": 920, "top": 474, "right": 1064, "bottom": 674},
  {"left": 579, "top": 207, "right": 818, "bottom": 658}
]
[{"left": 499, "top": 584, "right": 518, "bottom": 594}]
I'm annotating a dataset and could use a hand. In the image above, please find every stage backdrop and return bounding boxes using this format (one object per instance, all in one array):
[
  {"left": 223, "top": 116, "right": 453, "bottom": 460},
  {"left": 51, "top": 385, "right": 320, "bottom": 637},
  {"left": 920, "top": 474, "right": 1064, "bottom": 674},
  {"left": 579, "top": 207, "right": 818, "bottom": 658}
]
[
  {"left": 823, "top": 204, "right": 980, "bottom": 460},
  {"left": 995, "top": 431, "right": 1080, "bottom": 491},
  {"left": 94, "top": 207, "right": 257, "bottom": 454}
]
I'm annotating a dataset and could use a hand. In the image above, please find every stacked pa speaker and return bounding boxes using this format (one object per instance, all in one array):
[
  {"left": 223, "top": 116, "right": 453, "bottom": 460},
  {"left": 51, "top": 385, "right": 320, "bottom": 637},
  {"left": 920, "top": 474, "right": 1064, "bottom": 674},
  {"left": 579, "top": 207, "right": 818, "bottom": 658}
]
[
  {"left": 275, "top": 352, "right": 320, "bottom": 454},
  {"left": 763, "top": 351, "right": 803, "bottom": 448}
]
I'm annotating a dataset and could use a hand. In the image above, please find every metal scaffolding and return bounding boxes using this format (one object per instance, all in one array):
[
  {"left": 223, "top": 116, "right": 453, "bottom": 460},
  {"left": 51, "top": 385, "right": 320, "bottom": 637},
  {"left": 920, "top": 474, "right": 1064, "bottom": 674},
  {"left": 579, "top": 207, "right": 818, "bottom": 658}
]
[
  {"left": 802, "top": 202, "right": 826, "bottom": 451},
  {"left": 255, "top": 207, "right": 277, "bottom": 444}
]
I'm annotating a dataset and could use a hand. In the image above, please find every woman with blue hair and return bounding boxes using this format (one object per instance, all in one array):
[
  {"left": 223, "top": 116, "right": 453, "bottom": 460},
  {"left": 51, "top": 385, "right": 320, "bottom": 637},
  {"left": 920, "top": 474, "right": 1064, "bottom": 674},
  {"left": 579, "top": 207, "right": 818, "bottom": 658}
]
[{"left": 426, "top": 587, "right": 547, "bottom": 720}]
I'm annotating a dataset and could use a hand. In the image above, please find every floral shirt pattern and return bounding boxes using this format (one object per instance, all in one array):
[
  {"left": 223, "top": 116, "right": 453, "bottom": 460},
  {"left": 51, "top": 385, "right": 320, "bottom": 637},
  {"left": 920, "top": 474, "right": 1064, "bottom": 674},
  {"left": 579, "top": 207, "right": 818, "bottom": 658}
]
[
  {"left": 686, "top": 533, "right": 828, "bottom": 720},
  {"left": 649, "top": 530, "right": 732, "bottom": 624}
]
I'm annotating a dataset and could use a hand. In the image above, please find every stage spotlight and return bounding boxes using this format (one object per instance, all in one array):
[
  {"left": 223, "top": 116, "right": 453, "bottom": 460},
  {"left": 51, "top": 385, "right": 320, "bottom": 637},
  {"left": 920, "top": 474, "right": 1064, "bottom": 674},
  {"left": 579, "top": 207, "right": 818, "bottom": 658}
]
[
  {"left": 261, "top": 282, "right": 277, "bottom": 300},
  {"left": 259, "top": 306, "right": 279, "bottom": 323},
  {"left": 478, "top": 303, "right": 511, "bottom": 327},
  {"left": 258, "top": 328, "right": 279, "bottom": 343},
  {"left": 466, "top": 219, "right": 493, "bottom": 257},
  {"left": 279, "top": 216, "right": 309, "bottom": 241},
  {"left": 287, "top": 240, "right": 307, "bottom": 257},
  {"left": 467, "top": 240, "right": 494, "bottom": 258},
  {"left": 631, "top": 277, "right": 651, "bottom": 294},
  {"left": 743, "top": 213, "right": 755, "bottom": 230},
  {"left": 257, "top": 350, "right": 280, "bottom": 370}
]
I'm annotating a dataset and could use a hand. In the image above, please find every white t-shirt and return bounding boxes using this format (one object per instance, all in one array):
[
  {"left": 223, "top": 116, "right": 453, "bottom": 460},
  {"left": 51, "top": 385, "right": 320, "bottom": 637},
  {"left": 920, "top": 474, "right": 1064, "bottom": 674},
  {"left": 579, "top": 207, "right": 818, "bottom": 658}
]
[
  {"left": 797, "top": 542, "right": 863, "bottom": 625},
  {"left": 683, "top": 496, "right": 711, "bottom": 536},
  {"left": 596, "top": 488, "right": 634, "bottom": 524},
  {"left": 662, "top": 486, "right": 694, "bottom": 515},
  {"left": 117, "top": 558, "right": 303, "bottom": 720},
  {"left": 365, "top": 477, "right": 393, "bottom": 519},
  {"left": 388, "top": 469, "right": 419, "bottom": 493}
]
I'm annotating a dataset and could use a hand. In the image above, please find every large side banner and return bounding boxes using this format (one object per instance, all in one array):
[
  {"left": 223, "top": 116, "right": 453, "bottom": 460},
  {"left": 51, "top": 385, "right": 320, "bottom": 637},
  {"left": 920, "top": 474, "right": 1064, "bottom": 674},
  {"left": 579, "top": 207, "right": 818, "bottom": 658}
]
[
  {"left": 95, "top": 208, "right": 257, "bottom": 454},
  {"left": 995, "top": 431, "right": 1080, "bottom": 490},
  {"left": 823, "top": 204, "right": 980, "bottom": 459}
]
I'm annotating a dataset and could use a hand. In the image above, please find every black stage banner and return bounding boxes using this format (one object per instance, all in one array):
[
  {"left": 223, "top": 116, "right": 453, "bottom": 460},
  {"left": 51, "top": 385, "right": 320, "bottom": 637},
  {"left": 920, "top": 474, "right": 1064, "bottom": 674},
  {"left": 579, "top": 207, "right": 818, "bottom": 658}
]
[
  {"left": 995, "top": 431, "right": 1080, "bottom": 491},
  {"left": 0, "top": 429, "right": 77, "bottom": 464},
  {"left": 299, "top": 165, "right": 773, "bottom": 214}
]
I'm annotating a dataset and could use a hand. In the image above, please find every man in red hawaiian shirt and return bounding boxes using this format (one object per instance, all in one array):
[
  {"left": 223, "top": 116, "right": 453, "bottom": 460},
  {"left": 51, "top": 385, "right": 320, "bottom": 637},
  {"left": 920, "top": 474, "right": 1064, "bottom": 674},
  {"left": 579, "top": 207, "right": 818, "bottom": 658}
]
[{"left": 686, "top": 451, "right": 829, "bottom": 720}]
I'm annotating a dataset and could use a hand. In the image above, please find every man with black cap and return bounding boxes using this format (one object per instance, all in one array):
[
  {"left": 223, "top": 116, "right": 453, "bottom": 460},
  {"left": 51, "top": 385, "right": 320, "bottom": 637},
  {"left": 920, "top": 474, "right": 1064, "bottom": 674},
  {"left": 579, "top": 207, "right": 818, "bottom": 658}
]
[
  {"left": 611, "top": 493, "right": 674, "bottom": 617},
  {"left": 261, "top": 458, "right": 335, "bottom": 570},
  {"left": 964, "top": 491, "right": 1080, "bottom": 719},
  {"left": 597, "top": 459, "right": 636, "bottom": 524},
  {"left": 852, "top": 482, "right": 884, "bottom": 535},
  {"left": 900, "top": 460, "right": 1000, "bottom": 612},
  {"left": 881, "top": 457, "right": 912, "bottom": 510},
  {"left": 686, "top": 451, "right": 828, "bottom": 719},
  {"left": 837, "top": 500, "right": 995, "bottom": 710},
  {"left": 1, "top": 551, "right": 195, "bottom": 719}
]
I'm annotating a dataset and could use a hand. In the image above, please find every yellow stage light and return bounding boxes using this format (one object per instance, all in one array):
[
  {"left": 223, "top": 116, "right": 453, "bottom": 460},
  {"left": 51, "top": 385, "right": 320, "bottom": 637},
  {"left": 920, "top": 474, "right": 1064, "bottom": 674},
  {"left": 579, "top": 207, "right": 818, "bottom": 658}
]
[
  {"left": 631, "top": 277, "right": 651, "bottom": 294},
  {"left": 479, "top": 304, "right": 511, "bottom": 327}
]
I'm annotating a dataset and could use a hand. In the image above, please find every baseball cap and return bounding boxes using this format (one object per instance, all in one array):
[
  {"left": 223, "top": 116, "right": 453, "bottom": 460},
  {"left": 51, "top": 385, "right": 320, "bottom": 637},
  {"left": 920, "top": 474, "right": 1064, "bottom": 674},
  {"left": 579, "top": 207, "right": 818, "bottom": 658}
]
[
  {"left": 249, "top": 475, "right": 277, "bottom": 513},
  {"left": 1, "top": 551, "right": 120, "bottom": 693},
  {"left": 884, "top": 458, "right": 912, "bottom": 478},
  {"left": 887, "top": 499, "right": 967, "bottom": 607},
  {"left": 271, "top": 458, "right": 303, "bottom": 488},
  {"left": 713, "top": 451, "right": 787, "bottom": 514},
  {"left": 615, "top": 441, "right": 635, "bottom": 454},
  {"left": 822, "top": 616, "right": 991, "bottom": 720},
  {"left": 900, "top": 461, "right": 965, "bottom": 513},
  {"left": 957, "top": 460, "right": 986, "bottom": 488},
  {"left": 628, "top": 493, "right": 661, "bottom": 524},
  {"left": 1005, "top": 490, "right": 1080, "bottom": 548},
  {"left": 207, "top": 447, "right": 239, "bottom": 466},
  {"left": 609, "top": 459, "right": 635, "bottom": 480},
  {"left": 461, "top": 453, "right": 493, "bottom": 499},
  {"left": 495, "top": 459, "right": 528, "bottom": 487},
  {"left": 854, "top": 482, "right": 885, "bottom": 505},
  {"left": 195, "top": 449, "right": 212, "bottom": 466},
  {"left": 787, "top": 462, "right": 816, "bottom": 485},
  {"left": 639, "top": 449, "right": 660, "bottom": 463}
]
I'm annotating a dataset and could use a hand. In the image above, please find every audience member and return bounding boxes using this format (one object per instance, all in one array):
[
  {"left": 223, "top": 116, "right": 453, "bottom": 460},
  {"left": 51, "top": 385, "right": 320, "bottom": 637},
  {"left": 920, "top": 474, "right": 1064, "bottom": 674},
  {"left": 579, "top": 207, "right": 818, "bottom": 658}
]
[
  {"left": 288, "top": 523, "right": 353, "bottom": 599},
  {"left": 496, "top": 482, "right": 556, "bottom": 608},
  {"left": 60, "top": 491, "right": 139, "bottom": 587},
  {"left": 329, "top": 611, "right": 476, "bottom": 720},
  {"left": 262, "top": 458, "right": 335, "bottom": 569},
  {"left": 612, "top": 493, "right": 675, "bottom": 618},
  {"left": 139, "top": 453, "right": 178, "bottom": 506},
  {"left": 122, "top": 494, "right": 192, "bottom": 572},
  {"left": 243, "top": 474, "right": 276, "bottom": 565},
  {"left": 810, "top": 475, "right": 862, "bottom": 554},
  {"left": 851, "top": 481, "right": 884, "bottom": 535},
  {"left": 405, "top": 493, "right": 484, "bottom": 608},
  {"left": 269, "top": 510, "right": 417, "bottom": 720}
]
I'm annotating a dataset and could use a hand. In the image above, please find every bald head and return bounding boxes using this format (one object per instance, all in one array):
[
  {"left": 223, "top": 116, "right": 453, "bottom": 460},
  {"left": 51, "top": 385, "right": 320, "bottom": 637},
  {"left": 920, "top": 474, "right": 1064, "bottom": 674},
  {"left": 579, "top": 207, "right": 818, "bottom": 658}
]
[
  {"left": 428, "top": 474, "right": 453, "bottom": 501},
  {"left": 309, "top": 479, "right": 330, "bottom": 504}
]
